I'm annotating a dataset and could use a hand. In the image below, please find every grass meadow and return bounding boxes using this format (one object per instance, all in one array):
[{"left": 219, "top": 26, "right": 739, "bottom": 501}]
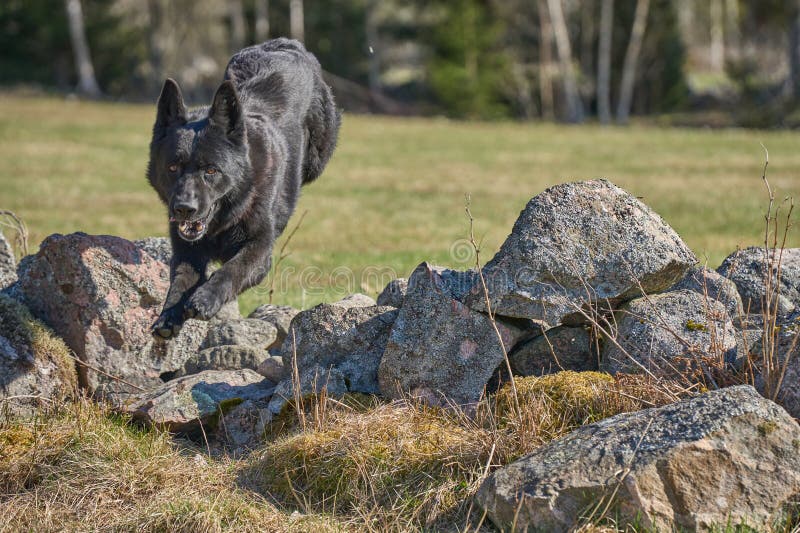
[{"left": 0, "top": 94, "right": 798, "bottom": 314}]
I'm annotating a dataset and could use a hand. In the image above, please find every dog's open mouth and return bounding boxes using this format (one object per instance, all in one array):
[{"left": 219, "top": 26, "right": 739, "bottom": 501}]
[
  {"left": 177, "top": 219, "right": 207, "bottom": 241},
  {"left": 171, "top": 213, "right": 212, "bottom": 242}
]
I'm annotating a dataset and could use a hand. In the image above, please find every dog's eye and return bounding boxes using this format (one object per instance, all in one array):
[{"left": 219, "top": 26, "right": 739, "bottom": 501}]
[
  {"left": 205, "top": 167, "right": 217, "bottom": 176},
  {"left": 168, "top": 163, "right": 178, "bottom": 173}
]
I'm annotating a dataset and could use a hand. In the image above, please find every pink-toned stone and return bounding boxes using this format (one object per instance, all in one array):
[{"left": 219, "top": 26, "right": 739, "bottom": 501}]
[
  {"left": 16, "top": 233, "right": 180, "bottom": 401},
  {"left": 378, "top": 262, "right": 532, "bottom": 406}
]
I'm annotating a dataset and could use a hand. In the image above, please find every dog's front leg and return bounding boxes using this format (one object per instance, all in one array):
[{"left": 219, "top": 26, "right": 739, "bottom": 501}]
[
  {"left": 153, "top": 244, "right": 209, "bottom": 338},
  {"left": 184, "top": 240, "right": 272, "bottom": 321}
]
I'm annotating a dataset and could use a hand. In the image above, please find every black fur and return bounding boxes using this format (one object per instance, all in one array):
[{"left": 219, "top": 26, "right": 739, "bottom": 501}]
[{"left": 147, "top": 39, "right": 340, "bottom": 338}]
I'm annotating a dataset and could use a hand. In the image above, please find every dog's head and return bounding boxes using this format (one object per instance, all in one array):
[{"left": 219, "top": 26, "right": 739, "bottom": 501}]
[{"left": 147, "top": 79, "right": 248, "bottom": 242}]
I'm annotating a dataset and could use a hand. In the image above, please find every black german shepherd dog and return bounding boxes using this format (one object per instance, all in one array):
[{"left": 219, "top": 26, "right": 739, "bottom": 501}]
[{"left": 147, "top": 39, "right": 339, "bottom": 338}]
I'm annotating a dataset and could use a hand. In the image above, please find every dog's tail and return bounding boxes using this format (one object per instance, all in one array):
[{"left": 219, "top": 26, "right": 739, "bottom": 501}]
[{"left": 303, "top": 76, "right": 341, "bottom": 185}]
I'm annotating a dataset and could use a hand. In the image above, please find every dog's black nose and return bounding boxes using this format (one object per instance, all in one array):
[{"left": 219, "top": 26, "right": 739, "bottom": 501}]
[{"left": 173, "top": 204, "right": 197, "bottom": 220}]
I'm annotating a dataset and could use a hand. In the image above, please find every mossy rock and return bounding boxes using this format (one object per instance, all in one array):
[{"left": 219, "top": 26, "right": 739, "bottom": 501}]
[{"left": 0, "top": 294, "right": 77, "bottom": 415}]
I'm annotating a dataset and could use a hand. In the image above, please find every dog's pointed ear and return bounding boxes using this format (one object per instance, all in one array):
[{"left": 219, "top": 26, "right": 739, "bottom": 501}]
[
  {"left": 155, "top": 79, "right": 187, "bottom": 133},
  {"left": 209, "top": 81, "right": 244, "bottom": 141}
]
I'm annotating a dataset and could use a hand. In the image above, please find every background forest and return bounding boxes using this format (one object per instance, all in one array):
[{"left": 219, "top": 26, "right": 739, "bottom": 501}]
[{"left": 4, "top": 0, "right": 800, "bottom": 128}]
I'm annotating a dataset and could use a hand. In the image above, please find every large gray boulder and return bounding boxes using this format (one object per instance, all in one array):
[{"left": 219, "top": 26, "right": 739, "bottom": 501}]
[
  {"left": 0, "top": 231, "right": 16, "bottom": 290},
  {"left": 469, "top": 180, "right": 696, "bottom": 325},
  {"left": 134, "top": 236, "right": 172, "bottom": 265},
  {"left": 509, "top": 326, "right": 596, "bottom": 376},
  {"left": 717, "top": 247, "right": 800, "bottom": 315},
  {"left": 376, "top": 278, "right": 408, "bottom": 308},
  {"left": 127, "top": 369, "right": 274, "bottom": 433},
  {"left": 378, "top": 263, "right": 530, "bottom": 406},
  {"left": 668, "top": 264, "right": 744, "bottom": 321},
  {"left": 256, "top": 355, "right": 284, "bottom": 382},
  {"left": 266, "top": 295, "right": 397, "bottom": 414},
  {"left": 0, "top": 294, "right": 77, "bottom": 416},
  {"left": 248, "top": 304, "right": 299, "bottom": 350},
  {"left": 333, "top": 293, "right": 377, "bottom": 308},
  {"left": 477, "top": 385, "right": 800, "bottom": 532},
  {"left": 601, "top": 289, "right": 738, "bottom": 378}
]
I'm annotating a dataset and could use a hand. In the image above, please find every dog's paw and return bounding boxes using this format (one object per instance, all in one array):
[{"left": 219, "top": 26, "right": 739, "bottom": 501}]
[
  {"left": 152, "top": 305, "right": 184, "bottom": 339},
  {"left": 184, "top": 287, "right": 225, "bottom": 321}
]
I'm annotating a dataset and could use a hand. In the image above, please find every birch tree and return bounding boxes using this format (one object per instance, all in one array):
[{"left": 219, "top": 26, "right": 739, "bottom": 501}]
[
  {"left": 546, "top": 0, "right": 583, "bottom": 123},
  {"left": 616, "top": 0, "right": 650, "bottom": 124},
  {"left": 537, "top": 0, "right": 554, "bottom": 120},
  {"left": 710, "top": 0, "right": 724, "bottom": 72},
  {"left": 255, "top": 1, "right": 270, "bottom": 42},
  {"left": 366, "top": 0, "right": 381, "bottom": 93},
  {"left": 65, "top": 0, "right": 101, "bottom": 97},
  {"left": 228, "top": 0, "right": 246, "bottom": 51},
  {"left": 290, "top": 0, "right": 304, "bottom": 42},
  {"left": 597, "top": 0, "right": 613, "bottom": 124}
]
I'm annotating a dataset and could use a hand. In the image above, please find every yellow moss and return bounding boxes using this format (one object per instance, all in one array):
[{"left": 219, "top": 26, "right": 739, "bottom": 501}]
[
  {"left": 496, "top": 371, "right": 615, "bottom": 422},
  {"left": 0, "top": 426, "right": 34, "bottom": 462},
  {"left": 758, "top": 421, "right": 778, "bottom": 436},
  {"left": 250, "top": 401, "right": 489, "bottom": 524},
  {"left": 494, "top": 371, "right": 683, "bottom": 457},
  {"left": 0, "top": 294, "right": 77, "bottom": 398},
  {"left": 685, "top": 319, "right": 708, "bottom": 332},
  {"left": 29, "top": 321, "right": 77, "bottom": 395}
]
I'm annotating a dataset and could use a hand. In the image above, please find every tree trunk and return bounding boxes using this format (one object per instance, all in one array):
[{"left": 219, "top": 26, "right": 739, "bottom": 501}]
[
  {"left": 65, "top": 0, "right": 101, "bottom": 97},
  {"left": 147, "top": 0, "right": 167, "bottom": 95},
  {"left": 724, "top": 0, "right": 740, "bottom": 62},
  {"left": 365, "top": 0, "right": 381, "bottom": 94},
  {"left": 616, "top": 0, "right": 650, "bottom": 124},
  {"left": 255, "top": 0, "right": 270, "bottom": 42},
  {"left": 580, "top": 0, "right": 595, "bottom": 89},
  {"left": 790, "top": 1, "right": 800, "bottom": 99},
  {"left": 597, "top": 0, "right": 613, "bottom": 124},
  {"left": 537, "top": 0, "right": 554, "bottom": 120},
  {"left": 546, "top": 0, "right": 583, "bottom": 123},
  {"left": 710, "top": 0, "right": 724, "bottom": 72},
  {"left": 512, "top": 61, "right": 536, "bottom": 120},
  {"left": 290, "top": 0, "right": 304, "bottom": 43},
  {"left": 228, "top": 0, "right": 246, "bottom": 51}
]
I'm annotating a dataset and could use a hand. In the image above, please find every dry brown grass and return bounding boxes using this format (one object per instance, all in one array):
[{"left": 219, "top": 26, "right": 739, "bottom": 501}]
[
  {"left": 247, "top": 398, "right": 491, "bottom": 531},
  {"left": 491, "top": 371, "right": 689, "bottom": 463},
  {"left": 0, "top": 368, "right": 739, "bottom": 532},
  {"left": 0, "top": 400, "right": 344, "bottom": 533},
  {"left": 240, "top": 371, "right": 689, "bottom": 532}
]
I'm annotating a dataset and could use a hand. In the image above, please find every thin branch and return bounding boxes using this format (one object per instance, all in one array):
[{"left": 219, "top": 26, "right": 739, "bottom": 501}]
[
  {"left": 68, "top": 353, "right": 146, "bottom": 392},
  {"left": 464, "top": 194, "right": 520, "bottom": 417},
  {"left": 0, "top": 209, "right": 29, "bottom": 258}
]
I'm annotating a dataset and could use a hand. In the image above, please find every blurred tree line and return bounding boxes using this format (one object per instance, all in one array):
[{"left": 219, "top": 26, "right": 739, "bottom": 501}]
[{"left": 2, "top": 0, "right": 800, "bottom": 126}]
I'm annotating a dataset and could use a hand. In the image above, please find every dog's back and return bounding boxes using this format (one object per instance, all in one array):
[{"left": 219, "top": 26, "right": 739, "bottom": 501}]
[{"left": 224, "top": 38, "right": 339, "bottom": 185}]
